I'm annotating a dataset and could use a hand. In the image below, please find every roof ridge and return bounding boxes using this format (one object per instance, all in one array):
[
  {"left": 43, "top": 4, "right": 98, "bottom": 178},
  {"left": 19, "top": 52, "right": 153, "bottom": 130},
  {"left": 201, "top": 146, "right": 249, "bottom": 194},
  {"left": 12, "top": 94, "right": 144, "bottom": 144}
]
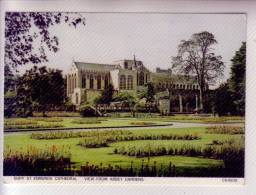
[{"left": 74, "top": 61, "right": 116, "bottom": 66}]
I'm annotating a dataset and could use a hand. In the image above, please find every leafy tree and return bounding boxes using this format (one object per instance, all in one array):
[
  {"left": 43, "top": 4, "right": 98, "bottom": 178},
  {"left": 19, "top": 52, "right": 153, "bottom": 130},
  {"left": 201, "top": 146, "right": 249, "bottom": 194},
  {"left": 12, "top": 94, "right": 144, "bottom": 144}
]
[
  {"left": 113, "top": 92, "right": 136, "bottom": 109},
  {"left": 16, "top": 66, "right": 65, "bottom": 116},
  {"left": 4, "top": 65, "right": 17, "bottom": 94},
  {"left": 172, "top": 31, "right": 224, "bottom": 111},
  {"left": 228, "top": 42, "right": 246, "bottom": 116},
  {"left": 139, "top": 82, "right": 155, "bottom": 103},
  {"left": 5, "top": 12, "right": 85, "bottom": 70},
  {"left": 214, "top": 83, "right": 236, "bottom": 116}
]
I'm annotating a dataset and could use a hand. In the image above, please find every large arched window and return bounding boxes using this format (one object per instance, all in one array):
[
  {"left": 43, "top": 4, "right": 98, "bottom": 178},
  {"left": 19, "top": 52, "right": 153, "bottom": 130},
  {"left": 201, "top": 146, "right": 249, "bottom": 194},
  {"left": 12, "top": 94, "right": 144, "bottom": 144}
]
[
  {"left": 82, "top": 75, "right": 86, "bottom": 88},
  {"left": 120, "top": 75, "right": 126, "bottom": 90},
  {"left": 90, "top": 75, "right": 94, "bottom": 89},
  {"left": 127, "top": 75, "right": 133, "bottom": 90},
  {"left": 139, "top": 72, "right": 144, "bottom": 86},
  {"left": 97, "top": 75, "right": 101, "bottom": 89},
  {"left": 104, "top": 75, "right": 109, "bottom": 89}
]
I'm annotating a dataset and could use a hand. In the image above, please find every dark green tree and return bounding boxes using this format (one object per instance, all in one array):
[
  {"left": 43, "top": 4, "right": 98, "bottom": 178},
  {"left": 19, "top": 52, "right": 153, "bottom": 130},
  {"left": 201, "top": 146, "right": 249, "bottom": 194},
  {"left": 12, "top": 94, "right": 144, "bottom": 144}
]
[
  {"left": 16, "top": 66, "right": 65, "bottom": 116},
  {"left": 214, "top": 83, "right": 236, "bottom": 116},
  {"left": 228, "top": 42, "right": 246, "bottom": 116},
  {"left": 95, "top": 84, "right": 114, "bottom": 105}
]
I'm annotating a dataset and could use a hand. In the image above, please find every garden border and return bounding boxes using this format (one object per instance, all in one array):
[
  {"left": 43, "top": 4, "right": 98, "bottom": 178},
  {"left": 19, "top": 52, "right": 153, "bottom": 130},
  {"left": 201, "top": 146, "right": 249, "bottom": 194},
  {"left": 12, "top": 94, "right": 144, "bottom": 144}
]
[{"left": 4, "top": 123, "right": 174, "bottom": 133}]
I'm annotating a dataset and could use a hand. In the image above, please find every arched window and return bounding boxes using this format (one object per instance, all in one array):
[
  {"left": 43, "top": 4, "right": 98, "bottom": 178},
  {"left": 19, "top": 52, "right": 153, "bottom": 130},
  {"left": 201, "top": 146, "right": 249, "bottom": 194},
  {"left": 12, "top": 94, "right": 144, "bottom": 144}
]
[
  {"left": 82, "top": 75, "right": 86, "bottom": 88},
  {"left": 139, "top": 72, "right": 144, "bottom": 86},
  {"left": 90, "top": 75, "right": 94, "bottom": 89},
  {"left": 127, "top": 75, "right": 133, "bottom": 90},
  {"left": 104, "top": 75, "right": 109, "bottom": 89},
  {"left": 120, "top": 75, "right": 126, "bottom": 90},
  {"left": 97, "top": 75, "right": 101, "bottom": 89}
]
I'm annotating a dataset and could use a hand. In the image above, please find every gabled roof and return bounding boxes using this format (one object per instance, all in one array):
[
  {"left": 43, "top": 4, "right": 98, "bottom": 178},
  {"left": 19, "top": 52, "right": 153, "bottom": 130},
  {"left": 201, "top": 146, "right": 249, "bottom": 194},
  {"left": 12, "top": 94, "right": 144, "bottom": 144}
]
[{"left": 74, "top": 61, "right": 119, "bottom": 72}]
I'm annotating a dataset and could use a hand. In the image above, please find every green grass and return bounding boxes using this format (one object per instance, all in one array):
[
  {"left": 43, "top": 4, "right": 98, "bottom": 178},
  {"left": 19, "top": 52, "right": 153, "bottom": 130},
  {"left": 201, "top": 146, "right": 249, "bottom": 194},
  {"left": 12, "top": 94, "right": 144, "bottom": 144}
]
[
  {"left": 4, "top": 126, "right": 244, "bottom": 170},
  {"left": 4, "top": 117, "right": 171, "bottom": 130}
]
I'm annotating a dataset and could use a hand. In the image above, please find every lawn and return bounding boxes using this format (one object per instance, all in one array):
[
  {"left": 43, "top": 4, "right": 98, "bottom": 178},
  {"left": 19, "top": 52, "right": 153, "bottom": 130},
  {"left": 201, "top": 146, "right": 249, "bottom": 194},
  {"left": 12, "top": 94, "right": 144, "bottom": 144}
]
[
  {"left": 4, "top": 114, "right": 244, "bottom": 131},
  {"left": 4, "top": 126, "right": 244, "bottom": 171},
  {"left": 4, "top": 117, "right": 172, "bottom": 130}
]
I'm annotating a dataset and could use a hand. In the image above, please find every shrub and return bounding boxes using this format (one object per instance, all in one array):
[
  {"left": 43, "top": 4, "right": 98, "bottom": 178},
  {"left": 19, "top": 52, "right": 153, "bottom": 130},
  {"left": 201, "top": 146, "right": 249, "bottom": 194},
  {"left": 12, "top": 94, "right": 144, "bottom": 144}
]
[
  {"left": 114, "top": 140, "right": 244, "bottom": 160},
  {"left": 33, "top": 111, "right": 80, "bottom": 117},
  {"left": 130, "top": 122, "right": 156, "bottom": 126},
  {"left": 79, "top": 104, "right": 101, "bottom": 117},
  {"left": 72, "top": 118, "right": 106, "bottom": 124},
  {"left": 37, "top": 117, "right": 63, "bottom": 122},
  {"left": 206, "top": 126, "right": 244, "bottom": 134},
  {"left": 4, "top": 145, "right": 71, "bottom": 176}
]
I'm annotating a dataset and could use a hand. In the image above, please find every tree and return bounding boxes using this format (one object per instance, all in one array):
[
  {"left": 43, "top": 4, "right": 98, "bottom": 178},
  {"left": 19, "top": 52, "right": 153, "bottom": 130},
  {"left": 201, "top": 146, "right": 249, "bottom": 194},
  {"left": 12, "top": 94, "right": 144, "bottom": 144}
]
[
  {"left": 16, "top": 66, "right": 65, "bottom": 116},
  {"left": 228, "top": 42, "right": 246, "bottom": 116},
  {"left": 113, "top": 92, "right": 136, "bottom": 110},
  {"left": 172, "top": 31, "right": 224, "bottom": 111},
  {"left": 139, "top": 82, "right": 155, "bottom": 103},
  {"left": 5, "top": 12, "right": 85, "bottom": 71},
  {"left": 214, "top": 83, "right": 236, "bottom": 116}
]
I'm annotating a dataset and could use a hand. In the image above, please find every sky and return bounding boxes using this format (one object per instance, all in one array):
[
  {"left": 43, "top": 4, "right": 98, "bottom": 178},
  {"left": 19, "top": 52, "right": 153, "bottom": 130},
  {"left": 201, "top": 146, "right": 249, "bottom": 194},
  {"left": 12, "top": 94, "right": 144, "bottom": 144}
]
[{"left": 19, "top": 13, "right": 246, "bottom": 87}]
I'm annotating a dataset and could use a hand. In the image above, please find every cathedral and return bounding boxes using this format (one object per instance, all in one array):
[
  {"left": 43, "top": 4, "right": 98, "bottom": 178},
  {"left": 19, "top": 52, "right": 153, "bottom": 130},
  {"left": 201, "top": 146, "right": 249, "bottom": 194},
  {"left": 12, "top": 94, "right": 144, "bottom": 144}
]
[{"left": 66, "top": 57, "right": 200, "bottom": 113}]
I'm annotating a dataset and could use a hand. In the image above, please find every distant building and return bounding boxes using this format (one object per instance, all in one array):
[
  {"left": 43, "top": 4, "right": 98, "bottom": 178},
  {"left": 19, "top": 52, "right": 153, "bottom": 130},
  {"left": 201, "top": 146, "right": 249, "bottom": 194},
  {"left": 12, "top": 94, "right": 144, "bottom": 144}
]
[{"left": 66, "top": 57, "right": 200, "bottom": 113}]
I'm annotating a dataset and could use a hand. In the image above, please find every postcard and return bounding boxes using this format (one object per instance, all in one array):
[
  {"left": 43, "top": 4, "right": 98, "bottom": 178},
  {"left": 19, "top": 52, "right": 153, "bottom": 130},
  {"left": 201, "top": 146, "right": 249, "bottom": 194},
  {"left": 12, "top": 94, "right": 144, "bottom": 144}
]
[{"left": 2, "top": 9, "right": 246, "bottom": 186}]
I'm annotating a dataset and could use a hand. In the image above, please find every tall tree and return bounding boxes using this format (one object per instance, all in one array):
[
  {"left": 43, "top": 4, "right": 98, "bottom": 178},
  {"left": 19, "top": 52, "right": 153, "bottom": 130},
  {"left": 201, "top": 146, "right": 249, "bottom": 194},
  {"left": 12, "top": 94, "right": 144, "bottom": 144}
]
[
  {"left": 16, "top": 66, "right": 65, "bottom": 116},
  {"left": 5, "top": 12, "right": 85, "bottom": 71},
  {"left": 228, "top": 42, "right": 246, "bottom": 116},
  {"left": 214, "top": 83, "right": 236, "bottom": 116},
  {"left": 172, "top": 31, "right": 224, "bottom": 111}
]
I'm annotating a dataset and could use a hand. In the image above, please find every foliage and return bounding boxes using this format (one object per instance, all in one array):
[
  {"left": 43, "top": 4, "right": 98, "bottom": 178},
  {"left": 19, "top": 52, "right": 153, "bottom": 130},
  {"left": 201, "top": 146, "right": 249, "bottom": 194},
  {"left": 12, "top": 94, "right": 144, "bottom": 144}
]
[
  {"left": 5, "top": 123, "right": 64, "bottom": 130},
  {"left": 206, "top": 126, "right": 244, "bottom": 135},
  {"left": 31, "top": 130, "right": 132, "bottom": 140},
  {"left": 172, "top": 31, "right": 224, "bottom": 111},
  {"left": 129, "top": 121, "right": 156, "bottom": 126},
  {"left": 79, "top": 103, "right": 101, "bottom": 117},
  {"left": 214, "top": 83, "right": 236, "bottom": 116},
  {"left": 4, "top": 145, "right": 71, "bottom": 176},
  {"left": 4, "top": 118, "right": 65, "bottom": 130},
  {"left": 71, "top": 118, "right": 106, "bottom": 124},
  {"left": 5, "top": 12, "right": 85, "bottom": 70},
  {"left": 64, "top": 98, "right": 76, "bottom": 112},
  {"left": 114, "top": 140, "right": 244, "bottom": 160},
  {"left": 228, "top": 42, "right": 246, "bottom": 116},
  {"left": 95, "top": 84, "right": 114, "bottom": 105},
  {"left": 36, "top": 117, "right": 63, "bottom": 122},
  {"left": 13, "top": 66, "right": 65, "bottom": 117},
  {"left": 113, "top": 92, "right": 136, "bottom": 108},
  {"left": 138, "top": 82, "right": 155, "bottom": 102},
  {"left": 78, "top": 132, "right": 200, "bottom": 148},
  {"left": 33, "top": 111, "right": 80, "bottom": 117}
]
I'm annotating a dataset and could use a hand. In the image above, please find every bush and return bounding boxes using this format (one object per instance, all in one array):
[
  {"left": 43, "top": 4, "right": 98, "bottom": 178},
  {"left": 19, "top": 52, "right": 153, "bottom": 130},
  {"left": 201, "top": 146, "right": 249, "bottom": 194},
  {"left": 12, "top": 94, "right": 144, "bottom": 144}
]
[
  {"left": 206, "top": 126, "right": 244, "bottom": 134},
  {"left": 79, "top": 104, "right": 101, "bottom": 117},
  {"left": 4, "top": 145, "right": 71, "bottom": 176},
  {"left": 72, "top": 118, "right": 106, "bottom": 124}
]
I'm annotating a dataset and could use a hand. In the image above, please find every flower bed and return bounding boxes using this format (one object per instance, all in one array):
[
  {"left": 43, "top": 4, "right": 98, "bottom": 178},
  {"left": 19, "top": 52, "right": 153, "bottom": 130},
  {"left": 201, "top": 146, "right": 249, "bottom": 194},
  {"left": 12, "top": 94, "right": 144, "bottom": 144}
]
[{"left": 206, "top": 126, "right": 244, "bottom": 134}]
